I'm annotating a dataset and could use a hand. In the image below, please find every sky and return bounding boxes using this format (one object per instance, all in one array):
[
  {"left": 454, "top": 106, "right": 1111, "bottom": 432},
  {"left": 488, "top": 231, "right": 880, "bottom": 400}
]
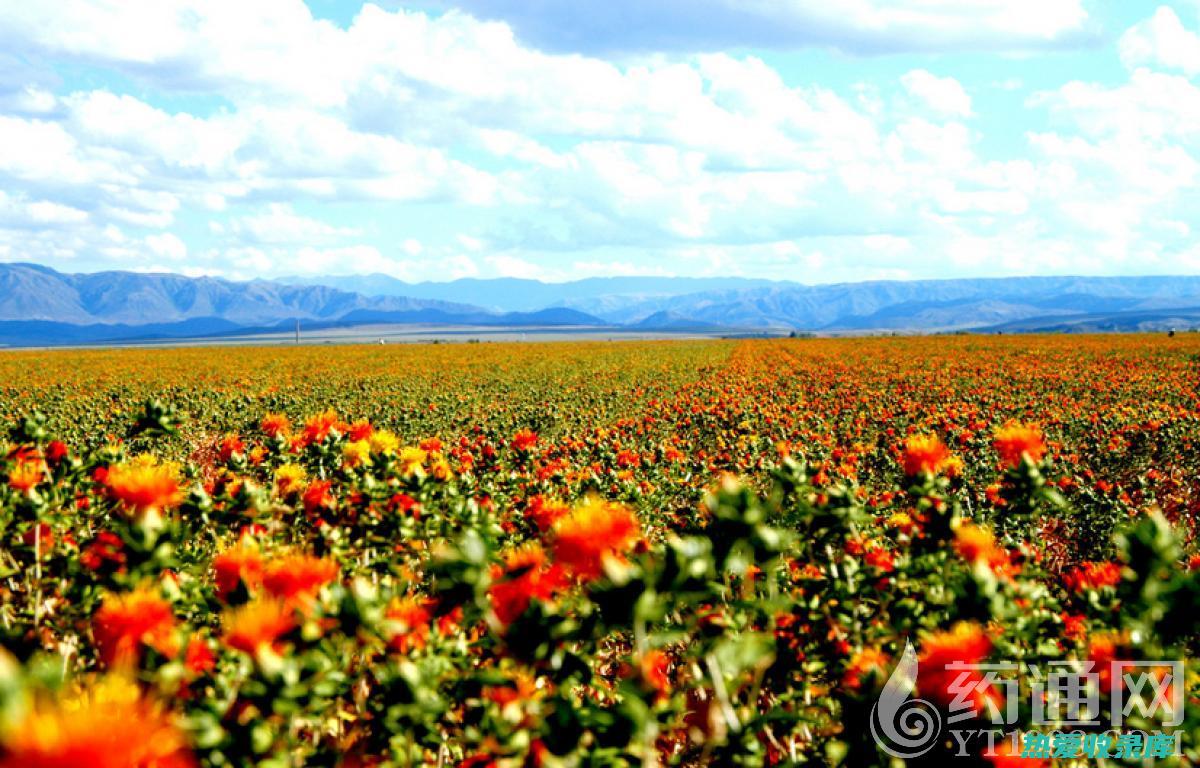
[{"left": 1, "top": 1, "right": 1199, "bottom": 284}]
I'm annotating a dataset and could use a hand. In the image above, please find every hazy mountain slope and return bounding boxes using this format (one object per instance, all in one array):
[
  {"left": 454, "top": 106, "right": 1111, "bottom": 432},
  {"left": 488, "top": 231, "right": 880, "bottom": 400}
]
[
  {"left": 284, "top": 274, "right": 783, "bottom": 312},
  {"left": 609, "top": 276, "right": 1200, "bottom": 330},
  {"left": 0, "top": 263, "right": 483, "bottom": 326}
]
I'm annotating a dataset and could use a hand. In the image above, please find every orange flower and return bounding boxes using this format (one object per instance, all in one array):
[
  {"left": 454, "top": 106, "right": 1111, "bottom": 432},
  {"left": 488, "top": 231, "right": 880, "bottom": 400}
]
[
  {"left": 260, "top": 412, "right": 291, "bottom": 438},
  {"left": 1086, "top": 632, "right": 1125, "bottom": 694},
  {"left": 917, "top": 622, "right": 995, "bottom": 713},
  {"left": 484, "top": 671, "right": 544, "bottom": 710},
  {"left": 92, "top": 587, "right": 178, "bottom": 667},
  {"left": 900, "top": 434, "right": 955, "bottom": 477},
  {"left": 640, "top": 649, "right": 672, "bottom": 699},
  {"left": 953, "top": 523, "right": 1014, "bottom": 577},
  {"left": 843, "top": 648, "right": 890, "bottom": 692},
  {"left": 488, "top": 543, "right": 566, "bottom": 626},
  {"left": 524, "top": 495, "right": 569, "bottom": 532},
  {"left": 511, "top": 428, "right": 538, "bottom": 452},
  {"left": 105, "top": 456, "right": 183, "bottom": 516},
  {"left": 993, "top": 421, "right": 1047, "bottom": 468},
  {"left": 212, "top": 536, "right": 263, "bottom": 600},
  {"left": 222, "top": 599, "right": 296, "bottom": 655},
  {"left": 8, "top": 459, "right": 44, "bottom": 492},
  {"left": 262, "top": 553, "right": 339, "bottom": 607},
  {"left": 0, "top": 675, "right": 195, "bottom": 768},
  {"left": 298, "top": 409, "right": 340, "bottom": 447},
  {"left": 217, "top": 434, "right": 244, "bottom": 462},
  {"left": 385, "top": 595, "right": 434, "bottom": 653},
  {"left": 552, "top": 497, "right": 640, "bottom": 581}
]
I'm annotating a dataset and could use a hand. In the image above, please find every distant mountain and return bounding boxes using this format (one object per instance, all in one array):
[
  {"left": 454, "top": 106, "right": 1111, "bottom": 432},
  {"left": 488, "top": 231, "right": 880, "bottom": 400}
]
[
  {"left": 0, "top": 262, "right": 481, "bottom": 326},
  {"left": 283, "top": 274, "right": 783, "bottom": 312},
  {"left": 631, "top": 311, "right": 726, "bottom": 331},
  {"left": 3, "top": 262, "right": 1200, "bottom": 347},
  {"left": 0, "top": 263, "right": 609, "bottom": 347},
  {"left": 601, "top": 276, "right": 1200, "bottom": 331}
]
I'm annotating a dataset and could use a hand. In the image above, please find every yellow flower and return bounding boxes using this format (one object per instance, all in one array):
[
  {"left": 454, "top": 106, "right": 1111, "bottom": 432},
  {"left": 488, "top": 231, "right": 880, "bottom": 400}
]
[
  {"left": 104, "top": 455, "right": 183, "bottom": 517},
  {"left": 274, "top": 463, "right": 307, "bottom": 496},
  {"left": 369, "top": 430, "right": 401, "bottom": 455},
  {"left": 429, "top": 456, "right": 453, "bottom": 482},
  {"left": 342, "top": 440, "right": 371, "bottom": 469},
  {"left": 398, "top": 447, "right": 427, "bottom": 477}
]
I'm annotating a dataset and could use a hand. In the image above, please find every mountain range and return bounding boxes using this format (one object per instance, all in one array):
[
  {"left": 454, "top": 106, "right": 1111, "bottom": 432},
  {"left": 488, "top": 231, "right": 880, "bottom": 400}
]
[{"left": 1, "top": 262, "right": 1199, "bottom": 347}]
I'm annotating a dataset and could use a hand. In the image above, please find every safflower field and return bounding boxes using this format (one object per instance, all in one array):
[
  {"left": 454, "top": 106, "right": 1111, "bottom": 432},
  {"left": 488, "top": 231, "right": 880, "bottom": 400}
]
[{"left": 1, "top": 333, "right": 1199, "bottom": 767}]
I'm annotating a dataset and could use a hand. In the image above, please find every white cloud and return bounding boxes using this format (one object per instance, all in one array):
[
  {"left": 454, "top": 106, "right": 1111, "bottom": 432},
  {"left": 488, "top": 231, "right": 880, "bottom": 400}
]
[
  {"left": 0, "top": 191, "right": 88, "bottom": 228},
  {"left": 0, "top": 0, "right": 1195, "bottom": 284},
  {"left": 145, "top": 231, "right": 188, "bottom": 261},
  {"left": 1119, "top": 6, "right": 1200, "bottom": 75},
  {"left": 227, "top": 204, "right": 360, "bottom": 245},
  {"left": 901, "top": 70, "right": 973, "bottom": 117}
]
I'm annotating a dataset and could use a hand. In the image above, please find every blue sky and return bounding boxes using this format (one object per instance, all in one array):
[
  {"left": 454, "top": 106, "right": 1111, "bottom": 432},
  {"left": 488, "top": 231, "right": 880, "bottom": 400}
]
[{"left": 1, "top": 0, "right": 1199, "bottom": 283}]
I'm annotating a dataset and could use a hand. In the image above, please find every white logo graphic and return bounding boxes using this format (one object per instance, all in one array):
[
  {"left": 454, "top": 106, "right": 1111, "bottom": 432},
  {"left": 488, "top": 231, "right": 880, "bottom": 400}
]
[{"left": 870, "top": 639, "right": 943, "bottom": 758}]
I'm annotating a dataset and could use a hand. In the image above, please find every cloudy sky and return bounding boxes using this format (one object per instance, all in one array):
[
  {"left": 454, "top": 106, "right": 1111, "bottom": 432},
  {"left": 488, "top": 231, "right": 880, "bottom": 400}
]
[{"left": 1, "top": 1, "right": 1199, "bottom": 283}]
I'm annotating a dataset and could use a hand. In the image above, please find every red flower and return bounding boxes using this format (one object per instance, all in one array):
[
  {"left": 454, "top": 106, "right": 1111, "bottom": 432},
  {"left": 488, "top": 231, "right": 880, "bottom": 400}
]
[
  {"left": 218, "top": 435, "right": 245, "bottom": 462},
  {"left": 44, "top": 440, "right": 69, "bottom": 464},
  {"left": 1063, "top": 561, "right": 1122, "bottom": 593},
  {"left": 917, "top": 622, "right": 996, "bottom": 714},
  {"left": 80, "top": 531, "right": 126, "bottom": 572},
  {"left": 22, "top": 523, "right": 54, "bottom": 551},
  {"left": 184, "top": 637, "right": 216, "bottom": 676},
  {"left": 302, "top": 480, "right": 334, "bottom": 515},
  {"left": 863, "top": 547, "right": 895, "bottom": 572},
  {"left": 347, "top": 419, "right": 374, "bottom": 442},
  {"left": 511, "top": 428, "right": 539, "bottom": 452},
  {"left": 92, "top": 587, "right": 178, "bottom": 667},
  {"left": 212, "top": 536, "right": 263, "bottom": 600},
  {"left": 488, "top": 544, "right": 566, "bottom": 626}
]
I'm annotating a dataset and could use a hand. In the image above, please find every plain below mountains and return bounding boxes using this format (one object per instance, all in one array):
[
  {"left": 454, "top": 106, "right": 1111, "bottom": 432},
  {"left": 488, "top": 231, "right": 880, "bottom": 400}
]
[{"left": 2, "top": 263, "right": 1199, "bottom": 347}]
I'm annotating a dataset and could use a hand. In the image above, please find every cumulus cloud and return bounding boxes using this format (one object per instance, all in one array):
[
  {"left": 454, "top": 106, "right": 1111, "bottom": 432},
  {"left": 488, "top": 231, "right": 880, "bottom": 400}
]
[
  {"left": 901, "top": 70, "right": 973, "bottom": 117},
  {"left": 1119, "top": 6, "right": 1200, "bottom": 75},
  {"left": 0, "top": 0, "right": 1195, "bottom": 282}
]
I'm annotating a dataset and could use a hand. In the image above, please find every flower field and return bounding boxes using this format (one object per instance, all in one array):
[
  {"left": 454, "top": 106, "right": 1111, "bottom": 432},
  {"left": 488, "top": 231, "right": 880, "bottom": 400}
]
[{"left": 1, "top": 334, "right": 1200, "bottom": 766}]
